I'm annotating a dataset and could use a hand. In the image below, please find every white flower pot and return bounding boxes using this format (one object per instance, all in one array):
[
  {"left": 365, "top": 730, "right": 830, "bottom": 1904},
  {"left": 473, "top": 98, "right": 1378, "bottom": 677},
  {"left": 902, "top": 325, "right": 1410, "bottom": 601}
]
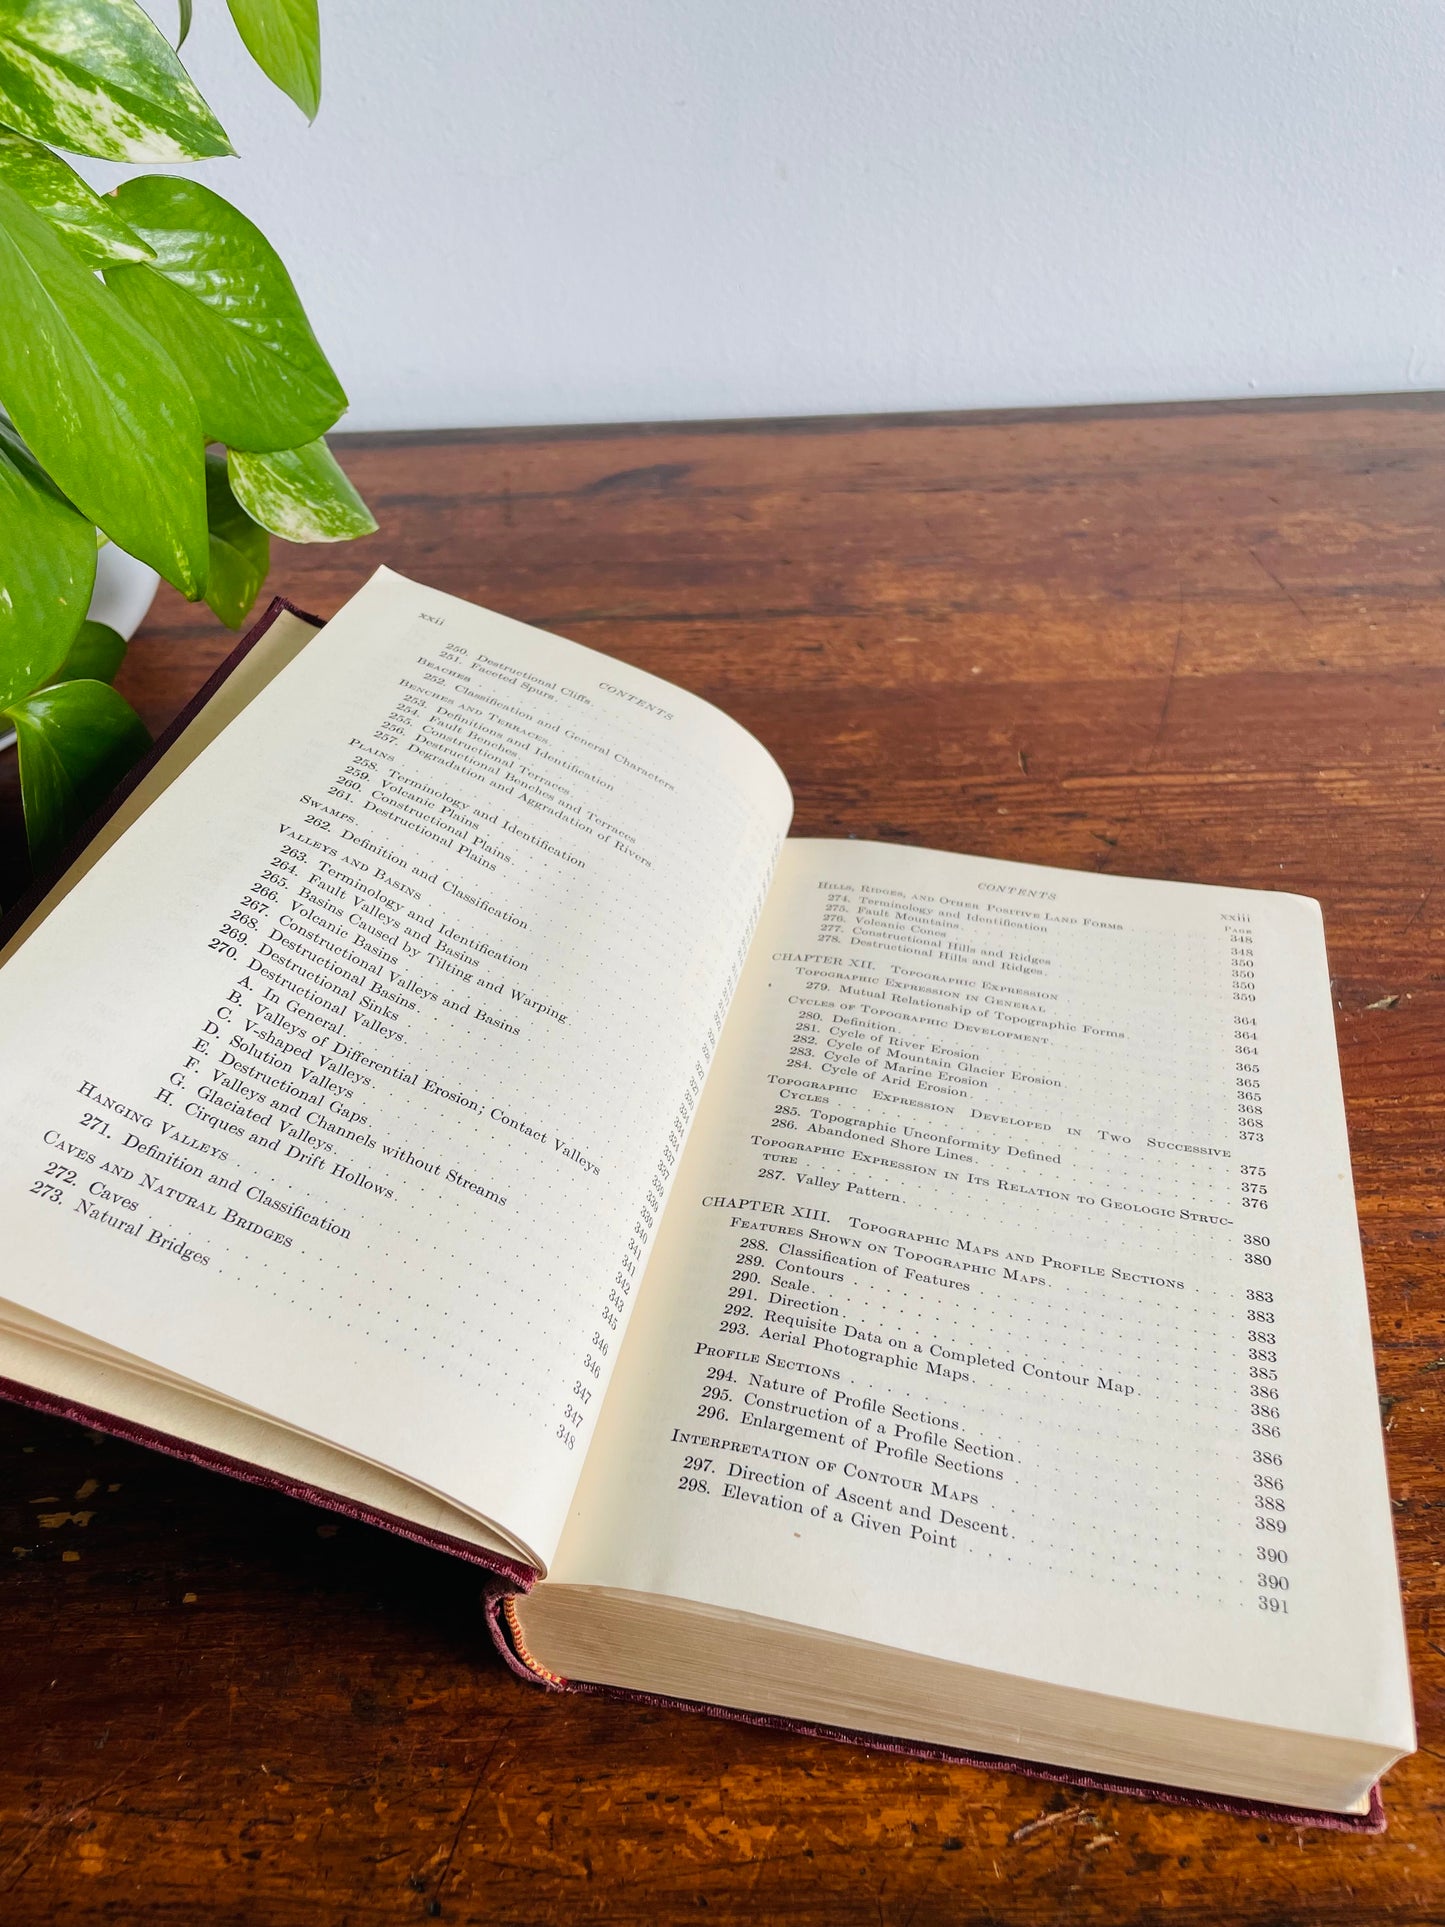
[{"left": 89, "top": 543, "right": 161, "bottom": 643}]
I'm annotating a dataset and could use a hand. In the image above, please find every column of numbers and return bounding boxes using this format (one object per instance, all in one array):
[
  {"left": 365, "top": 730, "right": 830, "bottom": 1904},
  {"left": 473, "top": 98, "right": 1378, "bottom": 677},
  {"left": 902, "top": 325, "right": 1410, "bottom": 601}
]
[{"left": 1223, "top": 914, "right": 1291, "bottom": 1616}]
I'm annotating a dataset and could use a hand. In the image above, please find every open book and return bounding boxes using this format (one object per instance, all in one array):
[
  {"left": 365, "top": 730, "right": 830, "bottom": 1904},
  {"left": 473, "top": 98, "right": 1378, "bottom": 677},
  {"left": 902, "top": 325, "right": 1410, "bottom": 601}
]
[{"left": 0, "top": 569, "right": 1413, "bottom": 1823}]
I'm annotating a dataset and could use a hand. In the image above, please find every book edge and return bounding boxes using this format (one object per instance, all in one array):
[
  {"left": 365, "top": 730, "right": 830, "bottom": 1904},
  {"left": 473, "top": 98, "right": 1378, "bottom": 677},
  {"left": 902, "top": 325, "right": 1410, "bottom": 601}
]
[
  {"left": 481, "top": 1585, "right": 1385, "bottom": 1831},
  {"left": 0, "top": 1371, "right": 538, "bottom": 1590}
]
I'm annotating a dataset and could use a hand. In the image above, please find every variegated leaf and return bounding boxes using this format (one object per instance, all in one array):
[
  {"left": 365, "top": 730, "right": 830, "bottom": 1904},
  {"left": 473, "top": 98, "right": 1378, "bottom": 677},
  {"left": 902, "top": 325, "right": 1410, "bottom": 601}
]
[
  {"left": 106, "top": 177, "right": 346, "bottom": 451},
  {"left": 204, "top": 450, "right": 269, "bottom": 627},
  {"left": 45, "top": 617, "right": 125, "bottom": 685},
  {"left": 0, "top": 0, "right": 231, "bottom": 162},
  {"left": 4, "top": 675, "right": 150, "bottom": 868},
  {"left": 0, "top": 174, "right": 209, "bottom": 596},
  {"left": 0, "top": 124, "right": 153, "bottom": 264},
  {"left": 225, "top": 0, "right": 319, "bottom": 120},
  {"left": 0, "top": 415, "right": 94, "bottom": 706},
  {"left": 228, "top": 438, "right": 375, "bottom": 543}
]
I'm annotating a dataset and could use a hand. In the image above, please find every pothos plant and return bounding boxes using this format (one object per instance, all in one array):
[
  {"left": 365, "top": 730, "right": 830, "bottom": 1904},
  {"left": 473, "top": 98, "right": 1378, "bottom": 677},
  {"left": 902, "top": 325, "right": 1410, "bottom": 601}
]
[{"left": 0, "top": 0, "right": 375, "bottom": 876}]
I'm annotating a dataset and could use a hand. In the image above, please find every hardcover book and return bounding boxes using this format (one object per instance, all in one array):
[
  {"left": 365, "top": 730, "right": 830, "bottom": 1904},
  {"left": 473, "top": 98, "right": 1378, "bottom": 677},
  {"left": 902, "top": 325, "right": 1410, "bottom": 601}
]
[{"left": 0, "top": 569, "right": 1414, "bottom": 1826}]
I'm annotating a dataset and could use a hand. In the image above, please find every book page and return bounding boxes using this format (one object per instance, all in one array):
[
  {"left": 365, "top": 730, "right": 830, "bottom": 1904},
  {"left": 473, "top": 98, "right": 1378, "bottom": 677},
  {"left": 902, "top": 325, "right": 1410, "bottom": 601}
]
[
  {"left": 0, "top": 569, "right": 790, "bottom": 1570},
  {"left": 548, "top": 838, "right": 1414, "bottom": 1750}
]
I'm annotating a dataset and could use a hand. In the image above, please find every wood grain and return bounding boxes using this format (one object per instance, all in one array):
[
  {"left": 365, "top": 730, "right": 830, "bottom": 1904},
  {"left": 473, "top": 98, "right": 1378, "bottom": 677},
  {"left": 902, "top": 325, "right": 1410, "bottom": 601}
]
[{"left": 2, "top": 395, "right": 1442, "bottom": 1923}]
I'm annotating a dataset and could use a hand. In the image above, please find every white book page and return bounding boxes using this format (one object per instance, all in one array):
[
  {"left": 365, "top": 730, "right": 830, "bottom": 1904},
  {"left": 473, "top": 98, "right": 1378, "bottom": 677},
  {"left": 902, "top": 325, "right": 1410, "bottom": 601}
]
[
  {"left": 0, "top": 569, "right": 790, "bottom": 1570},
  {"left": 550, "top": 838, "right": 1414, "bottom": 1749}
]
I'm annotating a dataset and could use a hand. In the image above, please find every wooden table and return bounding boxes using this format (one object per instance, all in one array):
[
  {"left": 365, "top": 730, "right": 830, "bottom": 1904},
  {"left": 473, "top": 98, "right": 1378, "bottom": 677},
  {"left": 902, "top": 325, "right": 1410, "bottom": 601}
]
[{"left": 1, "top": 397, "right": 1441, "bottom": 1923}]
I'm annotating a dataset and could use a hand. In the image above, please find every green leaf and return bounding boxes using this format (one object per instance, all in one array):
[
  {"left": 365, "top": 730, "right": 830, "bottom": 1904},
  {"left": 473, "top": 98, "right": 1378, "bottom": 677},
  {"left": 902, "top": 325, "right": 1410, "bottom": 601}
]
[
  {"left": 0, "top": 124, "right": 153, "bottom": 264},
  {"left": 45, "top": 617, "right": 125, "bottom": 685},
  {"left": 228, "top": 438, "right": 375, "bottom": 544},
  {"left": 0, "top": 416, "right": 94, "bottom": 707},
  {"left": 204, "top": 450, "right": 269, "bottom": 627},
  {"left": 177, "top": 0, "right": 193, "bottom": 48},
  {"left": 0, "top": 174, "right": 209, "bottom": 596},
  {"left": 106, "top": 177, "right": 346, "bottom": 452},
  {"left": 0, "top": 0, "right": 231, "bottom": 163},
  {"left": 3, "top": 677, "right": 150, "bottom": 869},
  {"left": 225, "top": 0, "right": 319, "bottom": 120}
]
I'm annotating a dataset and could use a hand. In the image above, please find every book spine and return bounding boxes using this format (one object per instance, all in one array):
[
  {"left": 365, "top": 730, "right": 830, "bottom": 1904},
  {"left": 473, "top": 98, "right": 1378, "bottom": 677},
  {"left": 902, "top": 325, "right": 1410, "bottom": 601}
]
[{"left": 483, "top": 1585, "right": 569, "bottom": 1689}]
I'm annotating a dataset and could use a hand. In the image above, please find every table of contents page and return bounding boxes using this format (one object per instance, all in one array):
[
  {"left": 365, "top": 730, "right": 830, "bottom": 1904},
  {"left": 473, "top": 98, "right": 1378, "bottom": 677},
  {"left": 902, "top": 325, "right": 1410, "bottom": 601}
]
[
  {"left": 0, "top": 573, "right": 792, "bottom": 1567},
  {"left": 553, "top": 839, "right": 1413, "bottom": 1754}
]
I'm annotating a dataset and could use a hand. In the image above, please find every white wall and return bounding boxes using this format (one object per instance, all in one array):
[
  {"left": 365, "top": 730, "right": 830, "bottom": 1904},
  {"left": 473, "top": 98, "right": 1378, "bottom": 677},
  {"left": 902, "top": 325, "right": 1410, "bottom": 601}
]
[{"left": 146, "top": 0, "right": 1445, "bottom": 431}]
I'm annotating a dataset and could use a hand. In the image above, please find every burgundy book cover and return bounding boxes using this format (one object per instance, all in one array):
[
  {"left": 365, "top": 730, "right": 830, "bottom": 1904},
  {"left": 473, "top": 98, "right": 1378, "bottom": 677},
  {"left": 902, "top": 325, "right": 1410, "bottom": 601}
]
[{"left": 0, "top": 596, "right": 1388, "bottom": 1833}]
